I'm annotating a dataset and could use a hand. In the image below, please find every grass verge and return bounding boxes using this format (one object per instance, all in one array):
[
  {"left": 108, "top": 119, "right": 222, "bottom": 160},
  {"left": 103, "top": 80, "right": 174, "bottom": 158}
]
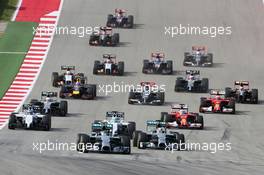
[{"left": 0, "top": 22, "right": 37, "bottom": 99}]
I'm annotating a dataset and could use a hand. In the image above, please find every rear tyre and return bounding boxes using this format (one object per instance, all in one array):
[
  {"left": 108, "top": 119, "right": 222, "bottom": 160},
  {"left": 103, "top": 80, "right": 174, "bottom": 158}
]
[
  {"left": 77, "top": 134, "right": 90, "bottom": 153},
  {"left": 175, "top": 77, "right": 184, "bottom": 92},
  {"left": 201, "top": 78, "right": 209, "bottom": 93},
  {"left": 112, "top": 33, "right": 119, "bottom": 46},
  {"left": 42, "top": 115, "right": 51, "bottom": 131},
  {"left": 137, "top": 132, "right": 148, "bottom": 149},
  {"left": 207, "top": 53, "right": 213, "bottom": 67},
  {"left": 166, "top": 60, "right": 173, "bottom": 74},
  {"left": 121, "top": 136, "right": 131, "bottom": 154},
  {"left": 117, "top": 61, "right": 125, "bottom": 76},
  {"left": 132, "top": 130, "right": 141, "bottom": 147},
  {"left": 106, "top": 14, "right": 114, "bottom": 26},
  {"left": 251, "top": 89, "right": 258, "bottom": 104},
  {"left": 93, "top": 60, "right": 100, "bottom": 74},
  {"left": 8, "top": 114, "right": 16, "bottom": 129},
  {"left": 128, "top": 121, "right": 136, "bottom": 139},
  {"left": 52, "top": 72, "right": 59, "bottom": 87},
  {"left": 160, "top": 112, "right": 168, "bottom": 121},
  {"left": 225, "top": 87, "right": 232, "bottom": 98},
  {"left": 59, "top": 101, "right": 68, "bottom": 116},
  {"left": 127, "top": 15, "right": 134, "bottom": 28},
  {"left": 228, "top": 99, "right": 236, "bottom": 114},
  {"left": 128, "top": 92, "right": 135, "bottom": 104},
  {"left": 196, "top": 115, "right": 204, "bottom": 129},
  {"left": 142, "top": 59, "right": 149, "bottom": 73}
]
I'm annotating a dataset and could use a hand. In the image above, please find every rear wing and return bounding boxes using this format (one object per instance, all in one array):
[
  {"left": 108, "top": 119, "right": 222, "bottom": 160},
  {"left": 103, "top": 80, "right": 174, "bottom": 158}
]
[
  {"left": 41, "top": 91, "right": 57, "bottom": 97},
  {"left": 61, "top": 66, "right": 75, "bottom": 71},
  {"left": 103, "top": 54, "right": 116, "bottom": 59},
  {"left": 186, "top": 70, "right": 200, "bottom": 75},
  {"left": 151, "top": 52, "right": 165, "bottom": 58},
  {"left": 192, "top": 46, "right": 206, "bottom": 51},
  {"left": 106, "top": 111, "right": 124, "bottom": 118},
  {"left": 115, "top": 9, "right": 126, "bottom": 13},
  {"left": 140, "top": 81, "right": 156, "bottom": 87},
  {"left": 234, "top": 81, "right": 249, "bottom": 86},
  {"left": 171, "top": 104, "right": 188, "bottom": 110},
  {"left": 146, "top": 120, "right": 166, "bottom": 127},
  {"left": 210, "top": 89, "right": 225, "bottom": 95},
  {"left": 91, "top": 122, "right": 113, "bottom": 132}
]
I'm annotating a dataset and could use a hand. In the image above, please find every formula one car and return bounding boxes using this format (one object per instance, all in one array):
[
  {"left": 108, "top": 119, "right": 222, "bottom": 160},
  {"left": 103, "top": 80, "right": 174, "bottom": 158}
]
[
  {"left": 160, "top": 104, "right": 204, "bottom": 129},
  {"left": 89, "top": 27, "right": 119, "bottom": 46},
  {"left": 106, "top": 9, "right": 134, "bottom": 28},
  {"left": 59, "top": 83, "right": 96, "bottom": 100},
  {"left": 128, "top": 82, "right": 165, "bottom": 105},
  {"left": 132, "top": 120, "right": 185, "bottom": 150},
  {"left": 8, "top": 104, "right": 51, "bottom": 131},
  {"left": 199, "top": 89, "right": 236, "bottom": 114},
  {"left": 29, "top": 91, "right": 68, "bottom": 116},
  {"left": 175, "top": 70, "right": 209, "bottom": 93},
  {"left": 142, "top": 53, "right": 173, "bottom": 75},
  {"left": 76, "top": 131, "right": 131, "bottom": 154},
  {"left": 93, "top": 54, "right": 124, "bottom": 76},
  {"left": 51, "top": 66, "right": 86, "bottom": 87},
  {"left": 225, "top": 81, "right": 258, "bottom": 104},
  {"left": 91, "top": 111, "right": 136, "bottom": 138},
  {"left": 183, "top": 46, "right": 213, "bottom": 67}
]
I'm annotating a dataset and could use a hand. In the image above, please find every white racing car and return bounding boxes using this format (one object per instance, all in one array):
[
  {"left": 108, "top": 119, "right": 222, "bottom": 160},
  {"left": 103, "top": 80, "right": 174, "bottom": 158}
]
[{"left": 8, "top": 104, "right": 51, "bottom": 131}]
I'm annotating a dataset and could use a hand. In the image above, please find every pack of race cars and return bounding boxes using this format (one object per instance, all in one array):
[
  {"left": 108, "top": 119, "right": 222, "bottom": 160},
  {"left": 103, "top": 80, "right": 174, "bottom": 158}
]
[{"left": 7, "top": 9, "right": 260, "bottom": 155}]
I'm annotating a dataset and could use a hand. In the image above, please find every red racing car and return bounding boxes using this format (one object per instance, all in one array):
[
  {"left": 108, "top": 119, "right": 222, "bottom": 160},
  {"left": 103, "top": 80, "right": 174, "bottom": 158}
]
[
  {"left": 199, "top": 89, "right": 235, "bottom": 114},
  {"left": 161, "top": 104, "right": 204, "bottom": 129}
]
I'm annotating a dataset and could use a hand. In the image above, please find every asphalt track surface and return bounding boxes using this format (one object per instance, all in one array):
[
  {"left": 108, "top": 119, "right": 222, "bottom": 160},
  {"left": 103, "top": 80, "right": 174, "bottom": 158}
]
[{"left": 1, "top": 0, "right": 264, "bottom": 174}]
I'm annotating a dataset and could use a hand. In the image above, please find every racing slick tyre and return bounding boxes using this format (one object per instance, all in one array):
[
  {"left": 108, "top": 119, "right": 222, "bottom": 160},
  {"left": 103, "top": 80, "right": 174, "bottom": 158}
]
[
  {"left": 137, "top": 132, "right": 148, "bottom": 149},
  {"left": 164, "top": 113, "right": 174, "bottom": 123},
  {"left": 52, "top": 72, "right": 59, "bottom": 87},
  {"left": 42, "top": 115, "right": 51, "bottom": 131},
  {"left": 251, "top": 89, "right": 258, "bottom": 104},
  {"left": 196, "top": 115, "right": 204, "bottom": 129},
  {"left": 132, "top": 130, "right": 142, "bottom": 147},
  {"left": 183, "top": 52, "right": 191, "bottom": 66},
  {"left": 77, "top": 134, "right": 90, "bottom": 153},
  {"left": 225, "top": 87, "right": 232, "bottom": 98},
  {"left": 166, "top": 60, "right": 173, "bottom": 74},
  {"left": 112, "top": 33, "right": 119, "bottom": 46},
  {"left": 157, "top": 92, "right": 165, "bottom": 105},
  {"left": 8, "top": 113, "right": 17, "bottom": 129},
  {"left": 201, "top": 78, "right": 209, "bottom": 93},
  {"left": 142, "top": 59, "right": 149, "bottom": 73},
  {"left": 199, "top": 97, "right": 207, "bottom": 113},
  {"left": 128, "top": 122, "right": 136, "bottom": 139},
  {"left": 160, "top": 112, "right": 169, "bottom": 122},
  {"left": 128, "top": 92, "right": 136, "bottom": 104},
  {"left": 121, "top": 136, "right": 131, "bottom": 154},
  {"left": 207, "top": 53, "right": 213, "bottom": 67},
  {"left": 106, "top": 14, "right": 114, "bottom": 27},
  {"left": 175, "top": 77, "right": 185, "bottom": 92},
  {"left": 59, "top": 101, "right": 68, "bottom": 116},
  {"left": 228, "top": 99, "right": 236, "bottom": 114},
  {"left": 93, "top": 61, "right": 100, "bottom": 74},
  {"left": 117, "top": 61, "right": 125, "bottom": 76},
  {"left": 82, "top": 84, "right": 96, "bottom": 99},
  {"left": 127, "top": 15, "right": 134, "bottom": 28}
]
